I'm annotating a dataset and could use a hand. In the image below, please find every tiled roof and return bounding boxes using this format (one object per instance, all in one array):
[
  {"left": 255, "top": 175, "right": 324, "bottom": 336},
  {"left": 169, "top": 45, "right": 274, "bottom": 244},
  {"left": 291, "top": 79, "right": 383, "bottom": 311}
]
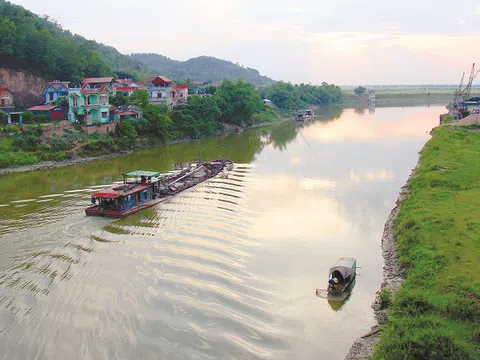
[
  {"left": 174, "top": 85, "right": 188, "bottom": 89},
  {"left": 82, "top": 77, "right": 114, "bottom": 84},
  {"left": 147, "top": 76, "right": 173, "bottom": 84},
  {"left": 0, "top": 87, "right": 9, "bottom": 93},
  {"left": 116, "top": 86, "right": 137, "bottom": 91},
  {"left": 27, "top": 105, "right": 57, "bottom": 111}
]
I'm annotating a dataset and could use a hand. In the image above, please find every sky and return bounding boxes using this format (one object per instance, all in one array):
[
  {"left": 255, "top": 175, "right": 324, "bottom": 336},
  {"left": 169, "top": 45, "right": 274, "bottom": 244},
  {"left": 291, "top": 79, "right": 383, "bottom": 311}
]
[{"left": 9, "top": 0, "right": 480, "bottom": 85}]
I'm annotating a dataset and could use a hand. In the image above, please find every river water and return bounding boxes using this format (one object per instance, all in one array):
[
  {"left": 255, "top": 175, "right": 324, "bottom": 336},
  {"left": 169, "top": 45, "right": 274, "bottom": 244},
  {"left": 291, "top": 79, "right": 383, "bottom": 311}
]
[{"left": 0, "top": 105, "right": 441, "bottom": 359}]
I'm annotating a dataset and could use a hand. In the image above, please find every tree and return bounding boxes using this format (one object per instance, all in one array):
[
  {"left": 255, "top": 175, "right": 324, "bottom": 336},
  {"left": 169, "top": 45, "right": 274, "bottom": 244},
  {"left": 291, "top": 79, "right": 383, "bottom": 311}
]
[
  {"left": 142, "top": 104, "right": 172, "bottom": 140},
  {"left": 110, "top": 93, "right": 130, "bottom": 107},
  {"left": 354, "top": 86, "right": 367, "bottom": 96},
  {"left": 0, "top": 110, "right": 8, "bottom": 125},
  {"left": 205, "top": 86, "right": 217, "bottom": 95},
  {"left": 213, "top": 80, "right": 263, "bottom": 125},
  {"left": 129, "top": 89, "right": 149, "bottom": 109},
  {"left": 115, "top": 120, "right": 137, "bottom": 148}
]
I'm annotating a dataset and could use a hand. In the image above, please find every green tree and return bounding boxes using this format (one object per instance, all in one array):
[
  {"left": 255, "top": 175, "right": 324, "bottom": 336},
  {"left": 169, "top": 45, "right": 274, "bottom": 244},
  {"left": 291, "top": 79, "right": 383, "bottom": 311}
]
[
  {"left": 110, "top": 93, "right": 130, "bottom": 107},
  {"left": 142, "top": 104, "right": 172, "bottom": 140},
  {"left": 354, "top": 86, "right": 367, "bottom": 96},
  {"left": 0, "top": 110, "right": 8, "bottom": 125},
  {"left": 214, "top": 80, "right": 263, "bottom": 125},
  {"left": 115, "top": 120, "right": 138, "bottom": 148},
  {"left": 129, "top": 89, "right": 149, "bottom": 108},
  {"left": 204, "top": 86, "right": 217, "bottom": 95}
]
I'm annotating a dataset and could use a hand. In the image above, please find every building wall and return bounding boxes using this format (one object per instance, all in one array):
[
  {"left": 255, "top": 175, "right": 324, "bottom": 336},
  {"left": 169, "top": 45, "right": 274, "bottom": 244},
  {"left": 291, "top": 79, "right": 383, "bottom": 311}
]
[
  {"left": 80, "top": 120, "right": 119, "bottom": 134},
  {"left": 68, "top": 90, "right": 110, "bottom": 124}
]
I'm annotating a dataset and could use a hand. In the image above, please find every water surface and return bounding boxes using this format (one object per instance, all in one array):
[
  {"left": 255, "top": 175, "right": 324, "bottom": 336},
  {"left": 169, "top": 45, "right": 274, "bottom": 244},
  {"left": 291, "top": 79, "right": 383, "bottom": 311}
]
[{"left": 0, "top": 105, "right": 441, "bottom": 359}]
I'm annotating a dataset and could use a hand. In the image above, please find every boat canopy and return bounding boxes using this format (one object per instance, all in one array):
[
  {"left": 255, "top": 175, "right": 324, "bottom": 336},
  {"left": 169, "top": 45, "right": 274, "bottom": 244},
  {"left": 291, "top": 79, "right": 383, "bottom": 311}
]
[
  {"left": 123, "top": 170, "right": 161, "bottom": 177},
  {"left": 329, "top": 257, "right": 356, "bottom": 279},
  {"left": 92, "top": 184, "right": 151, "bottom": 199}
]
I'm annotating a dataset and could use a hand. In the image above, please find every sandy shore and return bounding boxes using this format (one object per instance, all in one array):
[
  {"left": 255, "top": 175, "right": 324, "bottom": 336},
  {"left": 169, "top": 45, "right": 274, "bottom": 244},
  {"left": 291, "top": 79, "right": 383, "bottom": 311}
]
[
  {"left": 345, "top": 179, "right": 411, "bottom": 359},
  {"left": 0, "top": 118, "right": 289, "bottom": 176}
]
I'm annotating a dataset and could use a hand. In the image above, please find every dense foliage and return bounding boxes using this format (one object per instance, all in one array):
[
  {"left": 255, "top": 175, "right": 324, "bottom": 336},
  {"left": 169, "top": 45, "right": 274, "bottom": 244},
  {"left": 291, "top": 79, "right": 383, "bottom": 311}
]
[
  {"left": 131, "top": 53, "right": 274, "bottom": 86},
  {"left": 258, "top": 81, "right": 342, "bottom": 110},
  {"left": 374, "top": 126, "right": 480, "bottom": 359},
  {"left": 354, "top": 86, "right": 367, "bottom": 96},
  {"left": 0, "top": 0, "right": 149, "bottom": 81}
]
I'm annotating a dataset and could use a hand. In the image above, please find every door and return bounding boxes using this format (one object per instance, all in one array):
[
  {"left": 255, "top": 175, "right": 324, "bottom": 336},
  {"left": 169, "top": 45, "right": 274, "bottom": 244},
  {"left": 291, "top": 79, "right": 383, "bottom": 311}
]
[{"left": 49, "top": 92, "right": 54, "bottom": 102}]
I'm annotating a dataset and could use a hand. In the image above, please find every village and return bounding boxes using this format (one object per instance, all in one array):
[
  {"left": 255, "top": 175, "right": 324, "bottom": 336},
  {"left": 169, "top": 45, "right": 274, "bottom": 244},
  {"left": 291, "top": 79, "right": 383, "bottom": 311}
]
[{"left": 0, "top": 76, "right": 220, "bottom": 132}]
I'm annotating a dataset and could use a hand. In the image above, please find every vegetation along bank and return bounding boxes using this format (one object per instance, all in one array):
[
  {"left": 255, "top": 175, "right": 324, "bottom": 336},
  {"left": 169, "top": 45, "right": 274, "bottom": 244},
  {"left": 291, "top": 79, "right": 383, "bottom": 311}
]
[{"left": 349, "top": 124, "right": 480, "bottom": 359}]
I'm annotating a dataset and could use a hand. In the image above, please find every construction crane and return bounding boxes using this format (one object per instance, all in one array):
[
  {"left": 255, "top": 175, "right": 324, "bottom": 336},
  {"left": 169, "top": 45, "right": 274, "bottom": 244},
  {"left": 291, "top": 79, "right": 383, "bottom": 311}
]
[
  {"left": 452, "top": 72, "right": 464, "bottom": 107},
  {"left": 462, "top": 63, "right": 480, "bottom": 104}
]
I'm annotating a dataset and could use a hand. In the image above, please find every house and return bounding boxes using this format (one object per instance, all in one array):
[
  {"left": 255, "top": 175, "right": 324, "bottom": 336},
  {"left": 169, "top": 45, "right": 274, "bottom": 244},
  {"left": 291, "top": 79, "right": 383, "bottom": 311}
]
[
  {"left": 113, "top": 105, "right": 142, "bottom": 119},
  {"left": 145, "top": 76, "right": 175, "bottom": 106},
  {"left": 116, "top": 86, "right": 138, "bottom": 96},
  {"left": 0, "top": 87, "right": 14, "bottom": 109},
  {"left": 68, "top": 77, "right": 114, "bottom": 124},
  {"left": 43, "top": 81, "right": 69, "bottom": 104},
  {"left": 173, "top": 85, "right": 188, "bottom": 106},
  {"left": 27, "top": 105, "right": 68, "bottom": 121}
]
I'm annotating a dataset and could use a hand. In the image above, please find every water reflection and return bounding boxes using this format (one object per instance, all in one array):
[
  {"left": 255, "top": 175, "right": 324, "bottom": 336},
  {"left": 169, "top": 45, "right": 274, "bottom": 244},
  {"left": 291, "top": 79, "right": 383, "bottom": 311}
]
[{"left": 0, "top": 104, "right": 445, "bottom": 359}]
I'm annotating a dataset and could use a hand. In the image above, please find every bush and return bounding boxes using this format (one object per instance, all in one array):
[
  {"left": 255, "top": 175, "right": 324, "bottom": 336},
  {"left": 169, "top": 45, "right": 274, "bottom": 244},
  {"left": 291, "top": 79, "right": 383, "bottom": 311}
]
[
  {"left": 0, "top": 152, "right": 39, "bottom": 167},
  {"left": 0, "top": 110, "right": 8, "bottom": 125}
]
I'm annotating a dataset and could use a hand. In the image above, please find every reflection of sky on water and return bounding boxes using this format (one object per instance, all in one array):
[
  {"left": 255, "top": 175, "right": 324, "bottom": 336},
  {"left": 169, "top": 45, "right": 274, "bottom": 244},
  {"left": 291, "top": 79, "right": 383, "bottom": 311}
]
[{"left": 243, "top": 105, "right": 441, "bottom": 358}]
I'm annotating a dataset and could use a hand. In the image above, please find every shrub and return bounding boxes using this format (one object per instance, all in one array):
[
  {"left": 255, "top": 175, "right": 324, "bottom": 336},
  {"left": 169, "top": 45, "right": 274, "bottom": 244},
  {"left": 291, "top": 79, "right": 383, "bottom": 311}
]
[{"left": 0, "top": 110, "right": 8, "bottom": 125}]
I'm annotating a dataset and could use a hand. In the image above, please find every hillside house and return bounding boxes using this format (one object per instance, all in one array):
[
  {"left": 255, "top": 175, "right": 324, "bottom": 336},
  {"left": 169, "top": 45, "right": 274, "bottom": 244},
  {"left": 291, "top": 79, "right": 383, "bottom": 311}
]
[
  {"left": 43, "top": 81, "right": 69, "bottom": 104},
  {"left": 0, "top": 87, "right": 14, "bottom": 108},
  {"left": 116, "top": 86, "right": 138, "bottom": 96},
  {"left": 146, "top": 76, "right": 175, "bottom": 106},
  {"left": 68, "top": 77, "right": 115, "bottom": 124},
  {"left": 173, "top": 85, "right": 188, "bottom": 106}
]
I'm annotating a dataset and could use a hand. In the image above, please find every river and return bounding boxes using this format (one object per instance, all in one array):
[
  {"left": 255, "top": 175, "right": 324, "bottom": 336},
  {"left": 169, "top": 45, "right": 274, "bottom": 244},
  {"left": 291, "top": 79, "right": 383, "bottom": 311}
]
[{"left": 0, "top": 104, "right": 441, "bottom": 359}]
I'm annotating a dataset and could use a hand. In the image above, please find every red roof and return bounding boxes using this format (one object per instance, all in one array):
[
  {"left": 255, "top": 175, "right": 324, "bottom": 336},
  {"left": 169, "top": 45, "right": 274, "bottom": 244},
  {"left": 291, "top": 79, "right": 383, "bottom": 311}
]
[
  {"left": 116, "top": 78, "right": 134, "bottom": 85},
  {"left": 190, "top": 81, "right": 205, "bottom": 85},
  {"left": 27, "top": 105, "right": 57, "bottom": 111},
  {"left": 0, "top": 87, "right": 10, "bottom": 94},
  {"left": 92, "top": 183, "right": 151, "bottom": 199},
  {"left": 82, "top": 77, "right": 114, "bottom": 84},
  {"left": 147, "top": 76, "right": 173, "bottom": 85},
  {"left": 174, "top": 85, "right": 188, "bottom": 89},
  {"left": 116, "top": 86, "right": 137, "bottom": 91},
  {"left": 118, "top": 110, "right": 138, "bottom": 116},
  {"left": 45, "top": 81, "right": 69, "bottom": 92}
]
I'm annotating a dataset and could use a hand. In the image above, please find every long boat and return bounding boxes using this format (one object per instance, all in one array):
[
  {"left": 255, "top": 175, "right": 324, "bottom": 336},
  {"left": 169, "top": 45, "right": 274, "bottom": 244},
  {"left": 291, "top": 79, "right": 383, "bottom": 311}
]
[{"left": 85, "top": 159, "right": 234, "bottom": 218}]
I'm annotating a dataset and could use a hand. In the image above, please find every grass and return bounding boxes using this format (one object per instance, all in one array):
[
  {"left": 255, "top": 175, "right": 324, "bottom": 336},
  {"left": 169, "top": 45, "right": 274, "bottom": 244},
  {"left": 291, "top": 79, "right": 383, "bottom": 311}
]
[{"left": 373, "top": 126, "right": 480, "bottom": 359}]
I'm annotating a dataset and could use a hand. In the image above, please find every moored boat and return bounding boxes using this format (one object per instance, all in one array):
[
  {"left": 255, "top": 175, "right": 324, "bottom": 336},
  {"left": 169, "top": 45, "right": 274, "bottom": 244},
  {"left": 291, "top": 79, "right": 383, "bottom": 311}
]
[
  {"left": 315, "top": 257, "right": 357, "bottom": 300},
  {"left": 294, "top": 109, "right": 314, "bottom": 121},
  {"left": 85, "top": 159, "right": 234, "bottom": 218}
]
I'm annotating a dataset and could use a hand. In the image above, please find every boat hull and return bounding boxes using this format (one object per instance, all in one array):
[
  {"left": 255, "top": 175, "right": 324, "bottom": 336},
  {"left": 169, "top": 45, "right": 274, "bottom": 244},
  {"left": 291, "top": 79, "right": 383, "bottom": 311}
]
[{"left": 85, "top": 197, "right": 171, "bottom": 218}]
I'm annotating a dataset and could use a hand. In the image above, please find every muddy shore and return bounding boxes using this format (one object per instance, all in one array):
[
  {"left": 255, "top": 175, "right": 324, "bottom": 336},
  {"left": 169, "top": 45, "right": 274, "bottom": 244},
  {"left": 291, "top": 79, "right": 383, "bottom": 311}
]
[
  {"left": 345, "top": 178, "right": 411, "bottom": 359},
  {"left": 0, "top": 118, "right": 289, "bottom": 176}
]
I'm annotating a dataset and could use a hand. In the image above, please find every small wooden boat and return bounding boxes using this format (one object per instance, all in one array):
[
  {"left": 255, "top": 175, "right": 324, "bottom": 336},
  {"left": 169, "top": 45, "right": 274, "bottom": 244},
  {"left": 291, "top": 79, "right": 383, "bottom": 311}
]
[
  {"left": 85, "top": 159, "right": 234, "bottom": 218},
  {"left": 316, "top": 257, "right": 357, "bottom": 300},
  {"left": 294, "top": 109, "right": 314, "bottom": 122}
]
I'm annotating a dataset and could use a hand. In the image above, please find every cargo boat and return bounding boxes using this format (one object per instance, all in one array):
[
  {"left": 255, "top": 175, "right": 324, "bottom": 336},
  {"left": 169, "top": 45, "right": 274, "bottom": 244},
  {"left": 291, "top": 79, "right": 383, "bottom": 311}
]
[{"left": 85, "top": 159, "right": 234, "bottom": 218}]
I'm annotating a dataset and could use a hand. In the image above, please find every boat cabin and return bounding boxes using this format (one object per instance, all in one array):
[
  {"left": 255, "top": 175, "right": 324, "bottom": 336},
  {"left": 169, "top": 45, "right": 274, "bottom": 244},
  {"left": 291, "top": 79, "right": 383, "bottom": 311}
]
[
  {"left": 328, "top": 257, "right": 356, "bottom": 292},
  {"left": 89, "top": 170, "right": 161, "bottom": 215}
]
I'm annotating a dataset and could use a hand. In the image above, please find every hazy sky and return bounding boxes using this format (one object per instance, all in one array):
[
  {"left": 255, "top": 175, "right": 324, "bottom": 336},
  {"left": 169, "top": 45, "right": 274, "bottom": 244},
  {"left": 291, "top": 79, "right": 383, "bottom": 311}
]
[{"left": 10, "top": 0, "right": 480, "bottom": 85}]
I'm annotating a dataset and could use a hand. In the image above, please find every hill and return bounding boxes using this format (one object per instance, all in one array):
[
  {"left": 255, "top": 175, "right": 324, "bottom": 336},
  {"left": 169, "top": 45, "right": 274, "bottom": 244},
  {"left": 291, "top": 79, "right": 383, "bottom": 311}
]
[
  {"left": 130, "top": 53, "right": 275, "bottom": 85},
  {"left": 0, "top": 0, "right": 149, "bottom": 82}
]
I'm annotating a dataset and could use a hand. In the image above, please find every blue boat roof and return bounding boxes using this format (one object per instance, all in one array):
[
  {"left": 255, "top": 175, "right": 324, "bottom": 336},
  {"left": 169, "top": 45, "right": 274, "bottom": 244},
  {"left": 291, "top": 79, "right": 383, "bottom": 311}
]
[{"left": 123, "top": 170, "right": 160, "bottom": 177}]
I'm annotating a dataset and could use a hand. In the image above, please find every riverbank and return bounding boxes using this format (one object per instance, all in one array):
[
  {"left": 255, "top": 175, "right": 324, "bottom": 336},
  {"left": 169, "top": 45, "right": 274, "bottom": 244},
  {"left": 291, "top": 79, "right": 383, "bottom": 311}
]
[
  {"left": 347, "top": 124, "right": 480, "bottom": 359},
  {"left": 0, "top": 117, "right": 289, "bottom": 175}
]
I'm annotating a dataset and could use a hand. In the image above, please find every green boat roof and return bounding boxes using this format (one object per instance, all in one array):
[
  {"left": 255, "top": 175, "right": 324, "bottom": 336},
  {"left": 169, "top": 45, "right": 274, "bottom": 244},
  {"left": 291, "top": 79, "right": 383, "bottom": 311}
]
[{"left": 123, "top": 170, "right": 160, "bottom": 177}]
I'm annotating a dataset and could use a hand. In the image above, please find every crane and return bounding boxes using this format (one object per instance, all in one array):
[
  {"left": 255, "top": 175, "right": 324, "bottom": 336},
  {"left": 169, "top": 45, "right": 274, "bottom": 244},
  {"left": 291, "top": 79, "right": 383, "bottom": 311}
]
[
  {"left": 452, "top": 72, "right": 464, "bottom": 107},
  {"left": 462, "top": 63, "right": 480, "bottom": 104}
]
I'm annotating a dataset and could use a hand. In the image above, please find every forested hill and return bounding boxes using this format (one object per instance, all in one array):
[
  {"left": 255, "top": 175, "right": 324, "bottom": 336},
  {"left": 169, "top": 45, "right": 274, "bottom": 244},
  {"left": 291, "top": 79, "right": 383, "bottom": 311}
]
[
  {"left": 0, "top": 0, "right": 150, "bottom": 82},
  {"left": 0, "top": 1, "right": 274, "bottom": 86},
  {"left": 130, "top": 53, "right": 275, "bottom": 86}
]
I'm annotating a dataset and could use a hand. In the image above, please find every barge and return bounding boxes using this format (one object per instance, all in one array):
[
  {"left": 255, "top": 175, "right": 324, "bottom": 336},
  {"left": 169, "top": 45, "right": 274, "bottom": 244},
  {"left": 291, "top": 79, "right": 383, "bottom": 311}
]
[{"left": 85, "top": 159, "right": 234, "bottom": 218}]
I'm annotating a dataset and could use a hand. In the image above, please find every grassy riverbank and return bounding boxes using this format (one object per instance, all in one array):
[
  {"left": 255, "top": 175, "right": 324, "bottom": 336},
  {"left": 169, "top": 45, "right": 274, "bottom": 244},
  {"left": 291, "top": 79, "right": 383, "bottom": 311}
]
[{"left": 373, "top": 125, "right": 480, "bottom": 359}]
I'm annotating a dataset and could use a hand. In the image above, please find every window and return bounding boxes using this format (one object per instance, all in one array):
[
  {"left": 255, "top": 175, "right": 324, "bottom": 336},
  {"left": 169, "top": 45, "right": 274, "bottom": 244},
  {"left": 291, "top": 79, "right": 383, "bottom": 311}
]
[
  {"left": 101, "top": 112, "right": 108, "bottom": 119},
  {"left": 72, "top": 96, "right": 78, "bottom": 107},
  {"left": 85, "top": 96, "right": 90, "bottom": 105},
  {"left": 49, "top": 92, "right": 54, "bottom": 101},
  {"left": 100, "top": 95, "right": 108, "bottom": 105}
]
